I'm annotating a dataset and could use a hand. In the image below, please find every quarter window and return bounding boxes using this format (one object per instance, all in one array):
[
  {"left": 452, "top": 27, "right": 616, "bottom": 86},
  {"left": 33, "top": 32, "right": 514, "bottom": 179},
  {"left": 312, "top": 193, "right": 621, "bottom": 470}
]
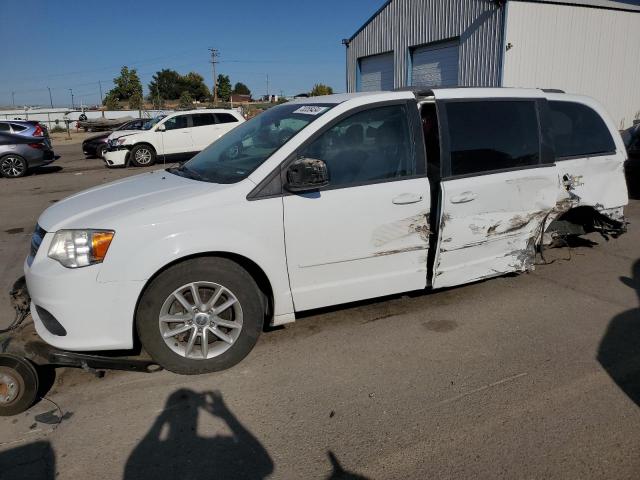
[
  {"left": 548, "top": 101, "right": 615, "bottom": 158},
  {"left": 299, "top": 105, "right": 415, "bottom": 187},
  {"left": 10, "top": 124, "right": 27, "bottom": 132},
  {"left": 445, "top": 100, "right": 540, "bottom": 176},
  {"left": 191, "top": 113, "right": 216, "bottom": 127},
  {"left": 163, "top": 115, "right": 189, "bottom": 130},
  {"left": 215, "top": 113, "right": 239, "bottom": 124}
]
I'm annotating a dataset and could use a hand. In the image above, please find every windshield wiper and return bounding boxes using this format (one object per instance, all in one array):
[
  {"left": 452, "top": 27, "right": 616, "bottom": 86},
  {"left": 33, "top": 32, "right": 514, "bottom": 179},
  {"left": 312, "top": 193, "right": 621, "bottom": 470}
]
[{"left": 167, "top": 165, "right": 206, "bottom": 181}]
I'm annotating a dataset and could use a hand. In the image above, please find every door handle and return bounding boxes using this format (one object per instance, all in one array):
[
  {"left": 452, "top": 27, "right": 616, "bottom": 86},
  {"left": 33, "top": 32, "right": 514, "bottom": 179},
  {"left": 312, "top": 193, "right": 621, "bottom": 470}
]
[
  {"left": 392, "top": 193, "right": 423, "bottom": 205},
  {"left": 450, "top": 192, "right": 478, "bottom": 204}
]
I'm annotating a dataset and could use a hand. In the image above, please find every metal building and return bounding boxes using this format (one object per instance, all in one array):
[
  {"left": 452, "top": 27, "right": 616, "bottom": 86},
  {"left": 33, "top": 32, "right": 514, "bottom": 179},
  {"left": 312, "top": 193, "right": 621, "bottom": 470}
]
[{"left": 344, "top": 0, "right": 640, "bottom": 127}]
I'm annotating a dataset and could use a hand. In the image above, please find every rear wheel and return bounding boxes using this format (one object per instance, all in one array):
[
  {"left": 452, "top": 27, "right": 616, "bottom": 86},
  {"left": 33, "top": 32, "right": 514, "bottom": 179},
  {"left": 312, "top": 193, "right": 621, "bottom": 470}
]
[
  {"left": 0, "top": 155, "right": 27, "bottom": 178},
  {"left": 136, "top": 258, "right": 264, "bottom": 374},
  {"left": 130, "top": 144, "right": 156, "bottom": 167},
  {"left": 0, "top": 354, "right": 39, "bottom": 416}
]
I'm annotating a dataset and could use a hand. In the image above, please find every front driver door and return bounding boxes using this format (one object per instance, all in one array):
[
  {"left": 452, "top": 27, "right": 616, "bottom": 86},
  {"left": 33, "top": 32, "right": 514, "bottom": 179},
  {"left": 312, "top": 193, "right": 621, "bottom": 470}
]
[
  {"left": 432, "top": 99, "right": 559, "bottom": 289},
  {"left": 159, "top": 114, "right": 193, "bottom": 155},
  {"left": 283, "top": 102, "right": 431, "bottom": 312}
]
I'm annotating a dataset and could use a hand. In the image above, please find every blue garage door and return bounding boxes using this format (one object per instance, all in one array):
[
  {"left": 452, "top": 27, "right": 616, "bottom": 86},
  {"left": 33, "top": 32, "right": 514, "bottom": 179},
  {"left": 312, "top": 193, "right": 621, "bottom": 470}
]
[
  {"left": 358, "top": 53, "right": 394, "bottom": 92},
  {"left": 411, "top": 40, "right": 459, "bottom": 88}
]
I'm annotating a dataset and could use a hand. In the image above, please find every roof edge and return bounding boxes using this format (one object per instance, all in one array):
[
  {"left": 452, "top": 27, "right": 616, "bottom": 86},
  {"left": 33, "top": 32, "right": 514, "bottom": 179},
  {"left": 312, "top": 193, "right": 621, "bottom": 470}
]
[
  {"left": 346, "top": 0, "right": 393, "bottom": 43},
  {"left": 345, "top": 0, "right": 640, "bottom": 43}
]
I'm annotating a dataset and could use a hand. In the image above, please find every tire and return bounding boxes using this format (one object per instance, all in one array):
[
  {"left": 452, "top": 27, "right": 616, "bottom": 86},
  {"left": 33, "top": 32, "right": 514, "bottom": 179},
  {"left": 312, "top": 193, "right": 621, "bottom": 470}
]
[
  {"left": 130, "top": 144, "right": 156, "bottom": 167},
  {"left": 0, "top": 354, "right": 39, "bottom": 416},
  {"left": 136, "top": 258, "right": 264, "bottom": 374},
  {"left": 0, "top": 155, "right": 28, "bottom": 178},
  {"left": 98, "top": 145, "right": 108, "bottom": 158}
]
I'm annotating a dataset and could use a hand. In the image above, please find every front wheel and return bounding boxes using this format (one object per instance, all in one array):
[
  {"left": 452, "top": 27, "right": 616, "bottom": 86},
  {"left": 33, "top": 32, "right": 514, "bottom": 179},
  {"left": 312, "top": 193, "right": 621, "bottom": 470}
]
[
  {"left": 0, "top": 155, "right": 27, "bottom": 178},
  {"left": 0, "top": 354, "right": 39, "bottom": 416},
  {"left": 130, "top": 144, "right": 156, "bottom": 167},
  {"left": 98, "top": 145, "right": 108, "bottom": 158},
  {"left": 136, "top": 258, "right": 264, "bottom": 374}
]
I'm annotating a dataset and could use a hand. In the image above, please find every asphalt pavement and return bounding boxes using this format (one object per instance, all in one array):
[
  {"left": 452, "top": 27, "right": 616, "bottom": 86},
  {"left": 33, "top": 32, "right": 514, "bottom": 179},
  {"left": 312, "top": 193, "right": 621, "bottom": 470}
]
[{"left": 0, "top": 143, "right": 639, "bottom": 479}]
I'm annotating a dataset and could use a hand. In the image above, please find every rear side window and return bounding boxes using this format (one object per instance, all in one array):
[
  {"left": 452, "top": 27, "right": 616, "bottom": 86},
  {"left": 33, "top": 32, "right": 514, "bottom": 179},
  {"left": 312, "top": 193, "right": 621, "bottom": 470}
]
[
  {"left": 10, "top": 123, "right": 27, "bottom": 132},
  {"left": 445, "top": 100, "right": 540, "bottom": 176},
  {"left": 215, "top": 113, "right": 239, "bottom": 124},
  {"left": 0, "top": 123, "right": 9, "bottom": 132},
  {"left": 191, "top": 113, "right": 216, "bottom": 127},
  {"left": 548, "top": 101, "right": 615, "bottom": 158}
]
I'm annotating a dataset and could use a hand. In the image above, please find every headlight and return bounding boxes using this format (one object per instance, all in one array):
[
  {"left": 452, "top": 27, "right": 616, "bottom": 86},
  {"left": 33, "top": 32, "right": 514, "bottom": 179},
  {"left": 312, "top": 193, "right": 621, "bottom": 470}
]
[
  {"left": 116, "top": 137, "right": 128, "bottom": 145},
  {"left": 48, "top": 230, "right": 115, "bottom": 268}
]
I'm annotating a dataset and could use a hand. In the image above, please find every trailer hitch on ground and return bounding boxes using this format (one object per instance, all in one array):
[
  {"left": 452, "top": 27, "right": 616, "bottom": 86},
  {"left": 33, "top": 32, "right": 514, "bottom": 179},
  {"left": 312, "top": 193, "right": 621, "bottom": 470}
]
[{"left": 0, "top": 278, "right": 161, "bottom": 416}]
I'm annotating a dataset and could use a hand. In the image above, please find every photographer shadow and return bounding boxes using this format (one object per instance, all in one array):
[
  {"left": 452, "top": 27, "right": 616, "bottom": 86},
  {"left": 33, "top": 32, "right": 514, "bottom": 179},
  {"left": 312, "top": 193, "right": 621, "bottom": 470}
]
[
  {"left": 124, "top": 389, "right": 273, "bottom": 480},
  {"left": 597, "top": 259, "right": 640, "bottom": 406}
]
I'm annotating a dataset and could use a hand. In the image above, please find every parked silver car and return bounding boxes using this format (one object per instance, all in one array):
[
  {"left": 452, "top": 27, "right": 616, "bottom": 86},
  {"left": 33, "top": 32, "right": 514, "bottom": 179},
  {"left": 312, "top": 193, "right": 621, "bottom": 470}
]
[{"left": 0, "top": 132, "right": 55, "bottom": 178}]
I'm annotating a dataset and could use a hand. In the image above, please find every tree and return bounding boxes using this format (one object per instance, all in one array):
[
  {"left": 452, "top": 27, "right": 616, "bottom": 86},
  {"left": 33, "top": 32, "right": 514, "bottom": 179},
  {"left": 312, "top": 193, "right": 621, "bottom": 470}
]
[
  {"left": 182, "top": 72, "right": 210, "bottom": 101},
  {"left": 148, "top": 69, "right": 183, "bottom": 101},
  {"left": 179, "top": 91, "right": 194, "bottom": 109},
  {"left": 129, "top": 91, "right": 143, "bottom": 110},
  {"left": 216, "top": 74, "right": 232, "bottom": 102},
  {"left": 310, "top": 83, "right": 334, "bottom": 96},
  {"left": 104, "top": 93, "right": 119, "bottom": 110},
  {"left": 104, "top": 66, "right": 142, "bottom": 104},
  {"left": 232, "top": 82, "right": 251, "bottom": 96}
]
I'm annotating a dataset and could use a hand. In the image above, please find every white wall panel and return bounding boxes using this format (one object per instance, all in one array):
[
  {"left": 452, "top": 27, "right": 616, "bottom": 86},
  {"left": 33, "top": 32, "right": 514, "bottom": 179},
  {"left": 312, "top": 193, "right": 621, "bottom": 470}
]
[{"left": 503, "top": 1, "right": 640, "bottom": 128}]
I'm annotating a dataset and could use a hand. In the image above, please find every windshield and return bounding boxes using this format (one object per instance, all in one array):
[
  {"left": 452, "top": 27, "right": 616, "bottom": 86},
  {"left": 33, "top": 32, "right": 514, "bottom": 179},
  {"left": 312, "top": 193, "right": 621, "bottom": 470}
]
[
  {"left": 171, "top": 103, "right": 334, "bottom": 183},
  {"left": 142, "top": 115, "right": 166, "bottom": 130}
]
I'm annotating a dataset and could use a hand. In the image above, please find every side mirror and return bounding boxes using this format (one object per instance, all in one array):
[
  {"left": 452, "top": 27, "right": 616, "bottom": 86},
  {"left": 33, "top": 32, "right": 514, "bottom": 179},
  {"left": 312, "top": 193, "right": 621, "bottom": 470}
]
[
  {"left": 156, "top": 124, "right": 166, "bottom": 132},
  {"left": 285, "top": 157, "right": 329, "bottom": 192}
]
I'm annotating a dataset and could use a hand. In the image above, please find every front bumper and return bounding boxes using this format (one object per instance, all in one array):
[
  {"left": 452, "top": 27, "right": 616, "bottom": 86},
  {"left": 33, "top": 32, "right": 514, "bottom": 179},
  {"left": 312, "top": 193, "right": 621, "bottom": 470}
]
[
  {"left": 103, "top": 148, "right": 128, "bottom": 167},
  {"left": 24, "top": 234, "right": 144, "bottom": 351}
]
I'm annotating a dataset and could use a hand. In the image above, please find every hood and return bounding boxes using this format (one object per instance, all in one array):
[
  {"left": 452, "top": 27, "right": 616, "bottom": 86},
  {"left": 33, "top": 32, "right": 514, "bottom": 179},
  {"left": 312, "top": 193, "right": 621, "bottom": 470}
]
[
  {"left": 108, "top": 130, "right": 141, "bottom": 140},
  {"left": 38, "top": 169, "right": 231, "bottom": 231},
  {"left": 83, "top": 133, "right": 110, "bottom": 143}
]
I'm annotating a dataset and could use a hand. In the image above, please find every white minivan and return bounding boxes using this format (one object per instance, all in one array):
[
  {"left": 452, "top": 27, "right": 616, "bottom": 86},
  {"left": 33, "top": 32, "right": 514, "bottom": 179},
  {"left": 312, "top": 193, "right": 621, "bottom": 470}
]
[
  {"left": 103, "top": 109, "right": 244, "bottom": 167},
  {"left": 25, "top": 88, "right": 628, "bottom": 374}
]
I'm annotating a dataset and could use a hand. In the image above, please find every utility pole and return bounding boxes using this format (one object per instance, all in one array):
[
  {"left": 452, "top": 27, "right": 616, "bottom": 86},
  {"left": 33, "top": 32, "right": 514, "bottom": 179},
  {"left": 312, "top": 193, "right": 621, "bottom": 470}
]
[
  {"left": 209, "top": 48, "right": 219, "bottom": 104},
  {"left": 11, "top": 91, "right": 15, "bottom": 108},
  {"left": 69, "top": 88, "right": 75, "bottom": 110},
  {"left": 98, "top": 81, "right": 104, "bottom": 117},
  {"left": 266, "top": 74, "right": 270, "bottom": 102},
  {"left": 47, "top": 87, "right": 54, "bottom": 108}
]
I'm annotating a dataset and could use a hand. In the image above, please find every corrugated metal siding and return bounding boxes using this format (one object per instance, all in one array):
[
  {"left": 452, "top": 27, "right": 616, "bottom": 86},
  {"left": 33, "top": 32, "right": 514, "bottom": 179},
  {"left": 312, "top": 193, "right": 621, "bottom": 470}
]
[
  {"left": 502, "top": 1, "right": 640, "bottom": 128},
  {"left": 346, "top": 0, "right": 505, "bottom": 92}
]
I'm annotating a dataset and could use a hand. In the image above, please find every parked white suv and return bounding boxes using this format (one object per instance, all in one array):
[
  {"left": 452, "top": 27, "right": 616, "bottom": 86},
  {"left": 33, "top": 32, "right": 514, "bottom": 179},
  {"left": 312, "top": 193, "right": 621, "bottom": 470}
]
[
  {"left": 25, "top": 89, "right": 628, "bottom": 374},
  {"left": 103, "top": 109, "right": 244, "bottom": 167}
]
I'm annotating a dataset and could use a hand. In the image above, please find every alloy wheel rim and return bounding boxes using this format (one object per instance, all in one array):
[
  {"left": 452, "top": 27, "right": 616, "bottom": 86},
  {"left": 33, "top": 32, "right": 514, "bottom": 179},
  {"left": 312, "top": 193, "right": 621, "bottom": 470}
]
[
  {"left": 1, "top": 157, "right": 25, "bottom": 177},
  {"left": 158, "top": 281, "right": 243, "bottom": 360},
  {"left": 135, "top": 148, "right": 152, "bottom": 164}
]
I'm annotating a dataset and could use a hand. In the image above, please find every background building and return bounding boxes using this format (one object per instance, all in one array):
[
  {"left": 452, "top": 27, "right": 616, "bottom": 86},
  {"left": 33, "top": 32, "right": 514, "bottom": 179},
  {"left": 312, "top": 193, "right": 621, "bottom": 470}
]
[{"left": 344, "top": 0, "right": 640, "bottom": 127}]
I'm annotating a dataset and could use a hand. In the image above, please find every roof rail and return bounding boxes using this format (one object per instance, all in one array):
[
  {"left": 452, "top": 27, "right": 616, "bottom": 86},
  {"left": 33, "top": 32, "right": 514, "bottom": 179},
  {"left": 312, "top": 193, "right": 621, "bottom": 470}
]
[{"left": 541, "top": 88, "right": 565, "bottom": 93}]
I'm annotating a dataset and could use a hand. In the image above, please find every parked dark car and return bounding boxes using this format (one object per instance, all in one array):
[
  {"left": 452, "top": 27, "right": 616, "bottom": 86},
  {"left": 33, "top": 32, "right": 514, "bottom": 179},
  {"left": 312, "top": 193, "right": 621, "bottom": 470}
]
[
  {"left": 623, "top": 123, "right": 640, "bottom": 198},
  {"left": 82, "top": 118, "right": 148, "bottom": 158},
  {"left": 0, "top": 132, "right": 55, "bottom": 178},
  {"left": 0, "top": 120, "right": 49, "bottom": 139}
]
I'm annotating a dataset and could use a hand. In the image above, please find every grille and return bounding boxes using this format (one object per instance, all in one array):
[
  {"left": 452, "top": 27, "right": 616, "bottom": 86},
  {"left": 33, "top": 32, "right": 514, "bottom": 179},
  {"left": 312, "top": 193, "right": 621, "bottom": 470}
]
[{"left": 30, "top": 224, "right": 46, "bottom": 259}]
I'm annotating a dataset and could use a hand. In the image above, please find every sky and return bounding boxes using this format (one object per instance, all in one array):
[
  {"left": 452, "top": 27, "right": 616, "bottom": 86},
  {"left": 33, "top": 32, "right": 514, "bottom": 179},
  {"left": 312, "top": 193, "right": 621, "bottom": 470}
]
[
  {"left": 0, "top": 0, "right": 384, "bottom": 107},
  {"left": 1, "top": 0, "right": 639, "bottom": 108}
]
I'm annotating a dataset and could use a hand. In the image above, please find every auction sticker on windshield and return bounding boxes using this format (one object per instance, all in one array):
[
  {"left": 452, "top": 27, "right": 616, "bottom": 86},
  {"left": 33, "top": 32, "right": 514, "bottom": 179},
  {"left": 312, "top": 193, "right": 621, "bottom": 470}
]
[{"left": 293, "top": 106, "right": 329, "bottom": 115}]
